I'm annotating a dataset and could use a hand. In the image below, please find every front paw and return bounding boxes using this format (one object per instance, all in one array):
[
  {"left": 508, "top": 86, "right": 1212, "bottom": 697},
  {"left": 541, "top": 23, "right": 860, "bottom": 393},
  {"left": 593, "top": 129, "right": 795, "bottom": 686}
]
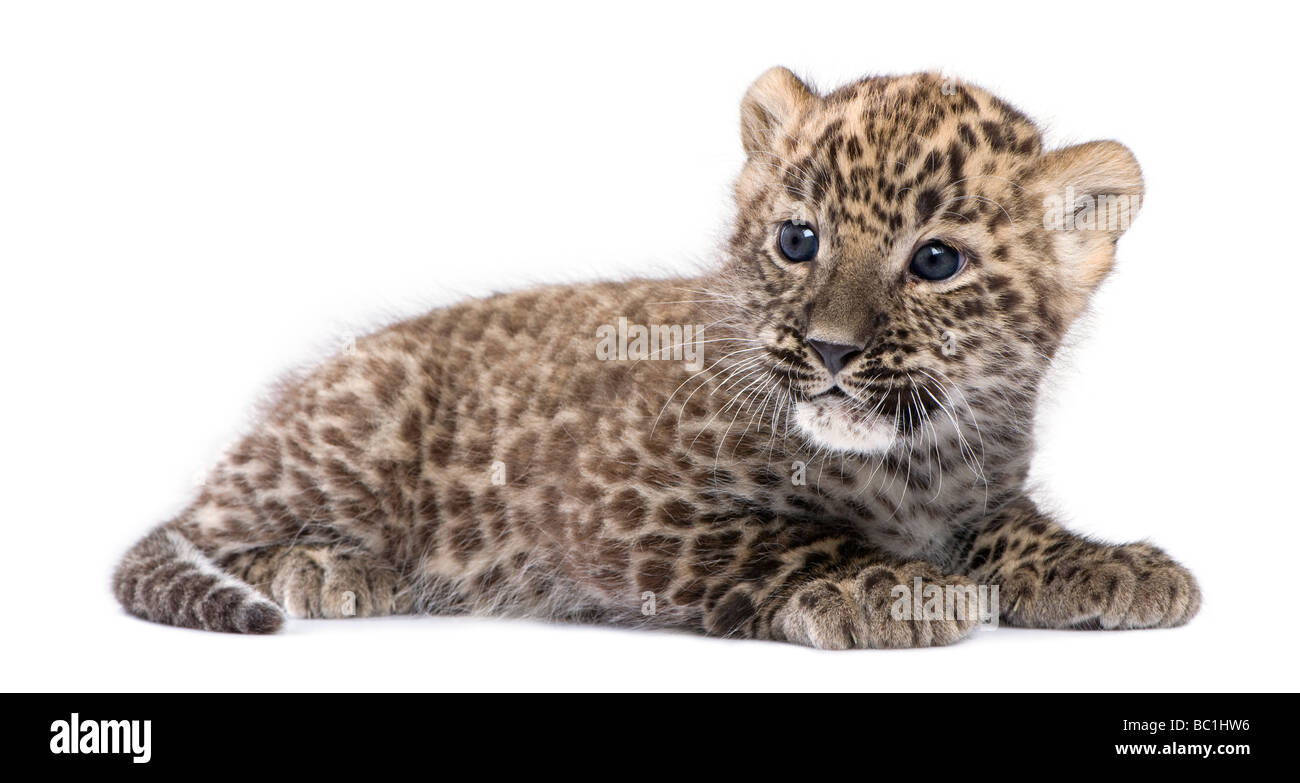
[
  {"left": 773, "top": 562, "right": 983, "bottom": 649},
  {"left": 1006, "top": 543, "right": 1201, "bottom": 630}
]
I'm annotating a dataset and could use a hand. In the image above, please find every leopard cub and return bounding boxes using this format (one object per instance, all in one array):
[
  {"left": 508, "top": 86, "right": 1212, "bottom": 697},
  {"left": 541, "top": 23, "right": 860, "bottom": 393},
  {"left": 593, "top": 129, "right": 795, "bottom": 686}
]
[{"left": 114, "top": 68, "right": 1199, "bottom": 648}]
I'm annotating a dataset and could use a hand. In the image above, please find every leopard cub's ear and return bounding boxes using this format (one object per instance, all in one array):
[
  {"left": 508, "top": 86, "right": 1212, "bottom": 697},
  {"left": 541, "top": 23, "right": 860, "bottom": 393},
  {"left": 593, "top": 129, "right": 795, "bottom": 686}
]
[
  {"left": 1032, "top": 140, "right": 1144, "bottom": 293},
  {"left": 740, "top": 67, "right": 817, "bottom": 158}
]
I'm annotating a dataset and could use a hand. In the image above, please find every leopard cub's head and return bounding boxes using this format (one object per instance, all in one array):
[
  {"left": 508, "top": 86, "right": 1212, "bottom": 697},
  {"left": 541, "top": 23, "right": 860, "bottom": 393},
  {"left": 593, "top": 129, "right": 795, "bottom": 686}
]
[{"left": 716, "top": 68, "right": 1143, "bottom": 454}]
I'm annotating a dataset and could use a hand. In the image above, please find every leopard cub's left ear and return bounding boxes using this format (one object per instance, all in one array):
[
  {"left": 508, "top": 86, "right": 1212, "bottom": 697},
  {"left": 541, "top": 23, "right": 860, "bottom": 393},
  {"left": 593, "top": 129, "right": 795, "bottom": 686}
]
[{"left": 1032, "top": 140, "right": 1144, "bottom": 293}]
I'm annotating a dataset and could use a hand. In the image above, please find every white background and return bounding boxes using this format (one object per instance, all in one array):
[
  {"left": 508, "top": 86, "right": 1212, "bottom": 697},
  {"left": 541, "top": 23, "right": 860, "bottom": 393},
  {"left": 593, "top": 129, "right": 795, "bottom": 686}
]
[{"left": 2, "top": 1, "right": 1296, "bottom": 692}]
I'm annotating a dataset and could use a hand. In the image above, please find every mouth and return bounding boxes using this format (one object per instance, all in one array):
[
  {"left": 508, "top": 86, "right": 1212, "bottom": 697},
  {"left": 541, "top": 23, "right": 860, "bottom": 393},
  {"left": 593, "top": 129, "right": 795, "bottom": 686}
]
[
  {"left": 792, "top": 386, "right": 897, "bottom": 455},
  {"left": 789, "top": 371, "right": 953, "bottom": 454}
]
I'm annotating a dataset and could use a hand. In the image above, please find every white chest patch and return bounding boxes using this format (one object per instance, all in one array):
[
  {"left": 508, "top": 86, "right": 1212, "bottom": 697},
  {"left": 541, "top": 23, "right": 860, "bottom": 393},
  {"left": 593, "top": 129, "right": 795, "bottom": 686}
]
[{"left": 793, "top": 396, "right": 896, "bottom": 455}]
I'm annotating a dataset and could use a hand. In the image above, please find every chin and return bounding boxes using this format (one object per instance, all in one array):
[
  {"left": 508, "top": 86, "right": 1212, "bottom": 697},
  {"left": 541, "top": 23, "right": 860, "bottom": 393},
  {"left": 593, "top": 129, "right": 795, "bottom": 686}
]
[{"left": 792, "top": 395, "right": 897, "bottom": 455}]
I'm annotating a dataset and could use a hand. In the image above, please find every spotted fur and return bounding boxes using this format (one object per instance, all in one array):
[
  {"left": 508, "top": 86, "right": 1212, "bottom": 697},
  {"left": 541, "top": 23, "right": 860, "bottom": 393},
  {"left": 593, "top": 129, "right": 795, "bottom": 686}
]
[{"left": 113, "top": 69, "right": 1199, "bottom": 647}]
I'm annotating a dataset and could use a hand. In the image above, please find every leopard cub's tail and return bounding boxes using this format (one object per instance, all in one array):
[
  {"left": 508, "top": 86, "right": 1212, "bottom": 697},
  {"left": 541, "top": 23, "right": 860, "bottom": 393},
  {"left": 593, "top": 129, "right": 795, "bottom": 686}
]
[{"left": 112, "top": 526, "right": 284, "bottom": 634}]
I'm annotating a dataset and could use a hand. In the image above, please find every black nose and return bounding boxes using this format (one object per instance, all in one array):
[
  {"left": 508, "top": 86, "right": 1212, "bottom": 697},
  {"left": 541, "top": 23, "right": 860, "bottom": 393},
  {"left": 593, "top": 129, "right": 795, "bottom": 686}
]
[{"left": 807, "top": 339, "right": 862, "bottom": 376}]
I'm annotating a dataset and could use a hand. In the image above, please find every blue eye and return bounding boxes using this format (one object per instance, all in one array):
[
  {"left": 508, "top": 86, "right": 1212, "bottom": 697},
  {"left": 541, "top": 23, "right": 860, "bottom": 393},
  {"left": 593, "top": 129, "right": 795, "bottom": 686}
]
[
  {"left": 778, "top": 221, "right": 818, "bottom": 262},
  {"left": 909, "top": 241, "right": 964, "bottom": 281}
]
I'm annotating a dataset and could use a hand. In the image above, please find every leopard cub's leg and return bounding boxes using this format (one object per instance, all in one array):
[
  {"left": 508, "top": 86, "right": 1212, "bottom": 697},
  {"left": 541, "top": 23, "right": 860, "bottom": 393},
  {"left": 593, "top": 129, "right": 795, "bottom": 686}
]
[
  {"left": 955, "top": 499, "right": 1201, "bottom": 630},
  {"left": 221, "top": 546, "right": 412, "bottom": 620},
  {"left": 678, "top": 518, "right": 983, "bottom": 649},
  {"left": 771, "top": 560, "right": 982, "bottom": 649}
]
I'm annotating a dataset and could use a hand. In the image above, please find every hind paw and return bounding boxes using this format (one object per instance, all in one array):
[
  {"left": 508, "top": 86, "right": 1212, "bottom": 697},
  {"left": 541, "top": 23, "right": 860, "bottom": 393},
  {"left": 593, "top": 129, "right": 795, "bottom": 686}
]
[
  {"left": 227, "top": 546, "right": 408, "bottom": 620},
  {"left": 274, "top": 549, "right": 406, "bottom": 619}
]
